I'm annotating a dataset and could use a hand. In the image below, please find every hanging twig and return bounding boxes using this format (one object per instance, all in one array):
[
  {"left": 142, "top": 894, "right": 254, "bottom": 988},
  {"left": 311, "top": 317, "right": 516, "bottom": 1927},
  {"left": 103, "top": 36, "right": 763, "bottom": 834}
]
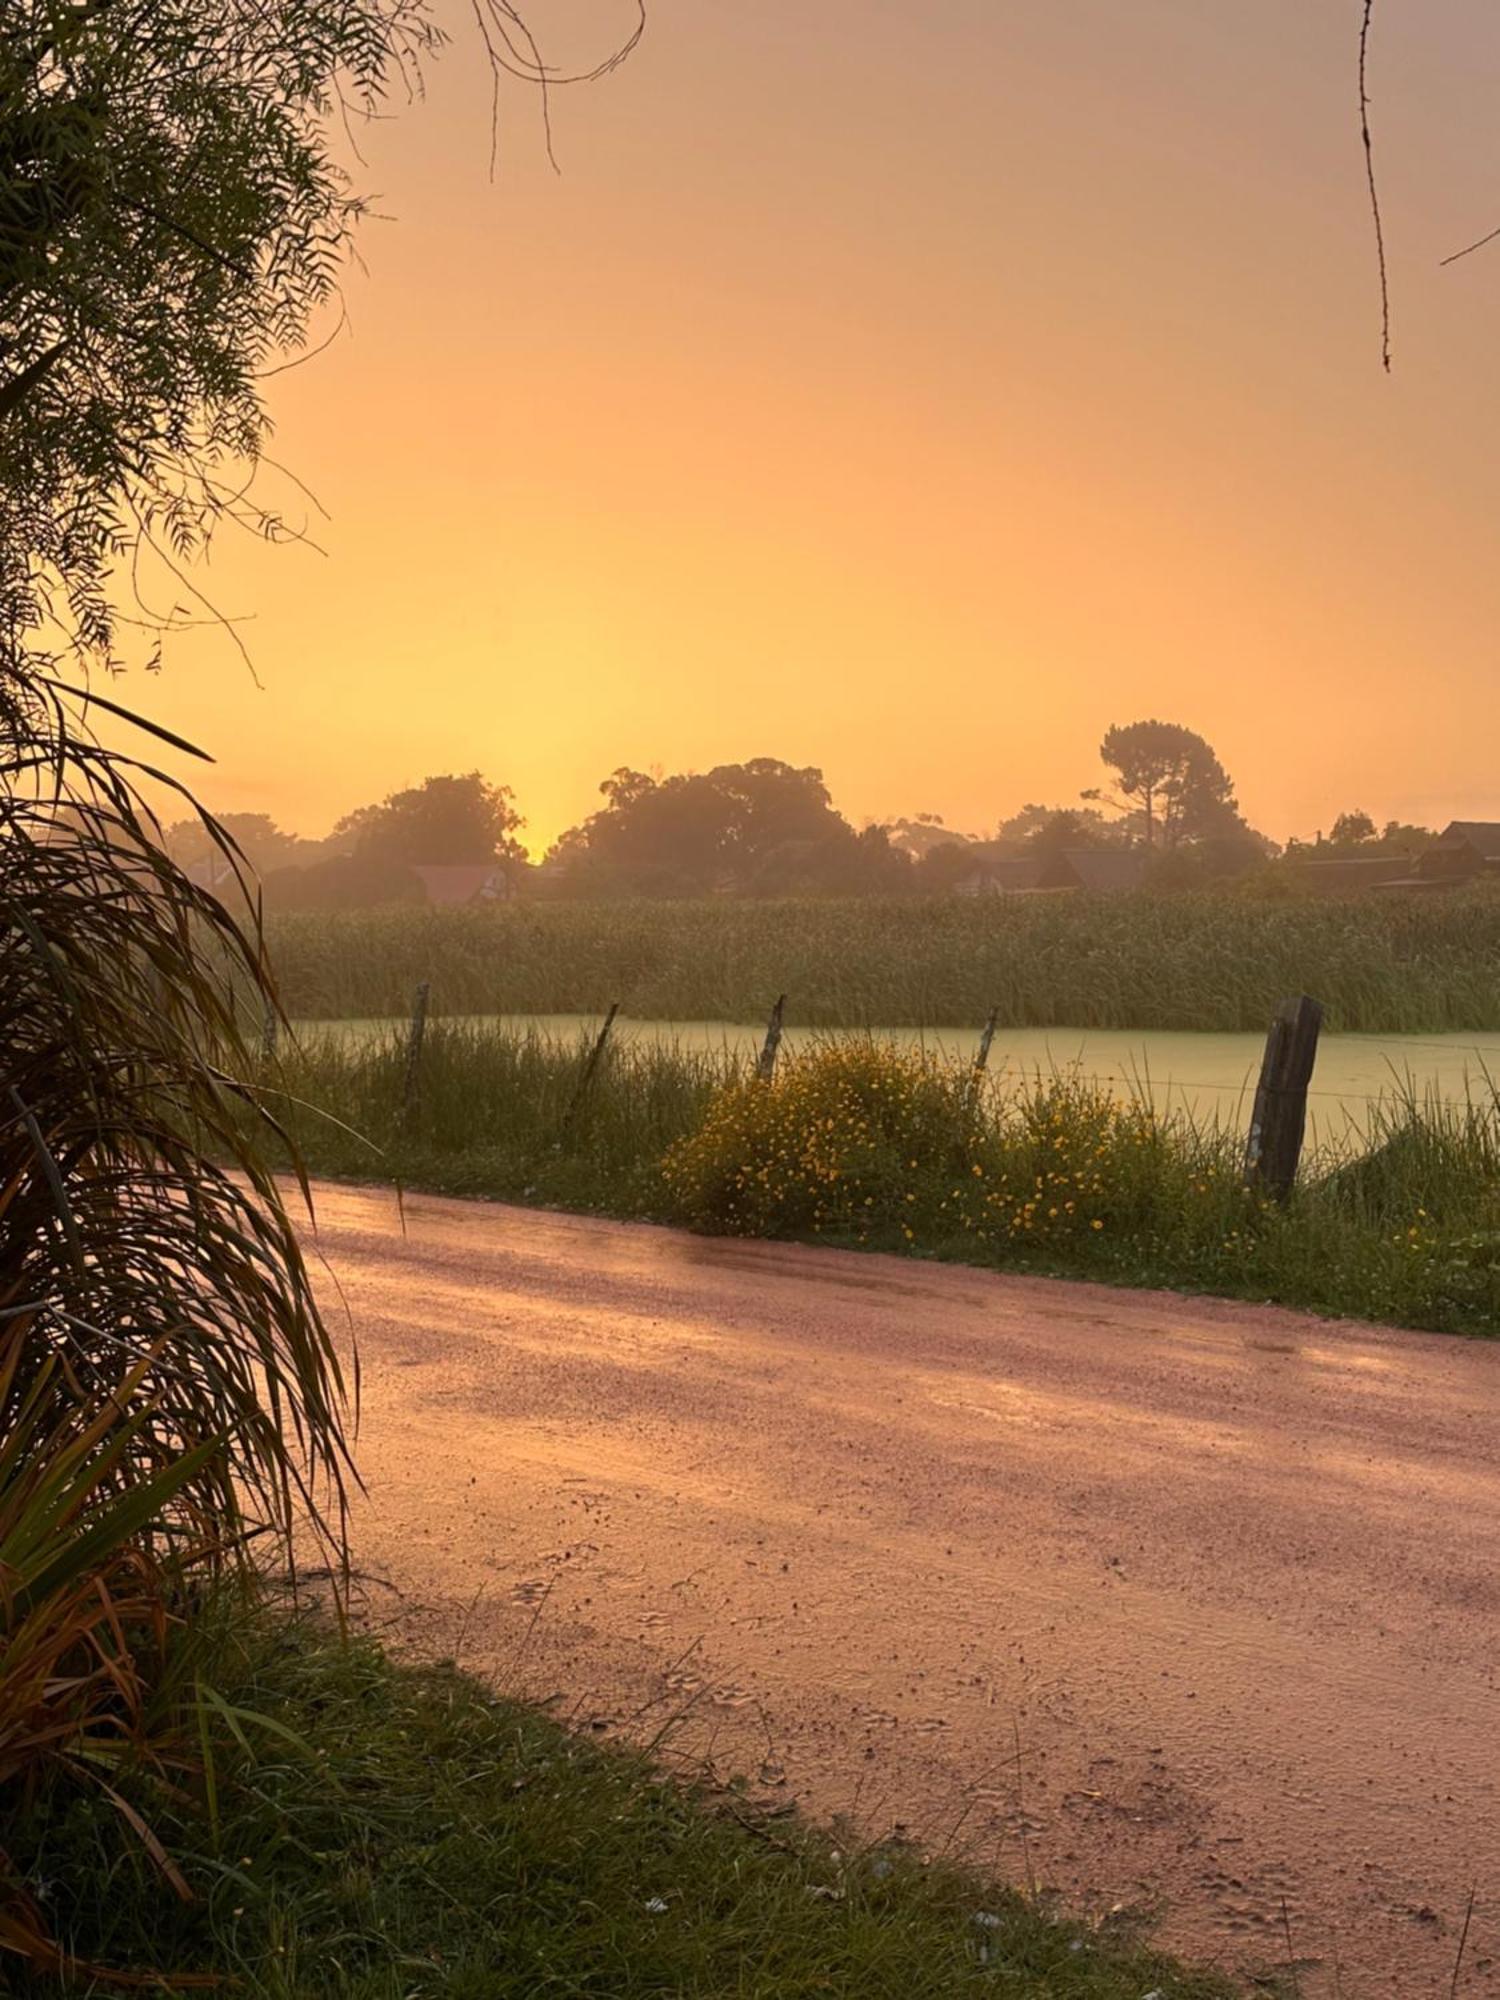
[
  {"left": 469, "top": 1, "right": 645, "bottom": 177},
  {"left": 1440, "top": 222, "right": 1500, "bottom": 270},
  {"left": 1358, "top": 0, "right": 1391, "bottom": 372}
]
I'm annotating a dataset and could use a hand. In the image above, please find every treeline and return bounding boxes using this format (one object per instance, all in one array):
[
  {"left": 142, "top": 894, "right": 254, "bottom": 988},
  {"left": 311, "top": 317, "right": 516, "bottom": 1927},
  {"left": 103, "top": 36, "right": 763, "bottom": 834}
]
[{"left": 174, "top": 721, "right": 1434, "bottom": 911}]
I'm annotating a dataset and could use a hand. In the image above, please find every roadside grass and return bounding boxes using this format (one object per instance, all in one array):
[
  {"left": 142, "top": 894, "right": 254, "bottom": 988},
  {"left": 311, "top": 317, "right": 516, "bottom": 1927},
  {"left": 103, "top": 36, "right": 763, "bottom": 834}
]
[
  {"left": 263, "top": 889, "right": 1500, "bottom": 1035},
  {"left": 265, "top": 1018, "right": 729, "bottom": 1216},
  {"left": 3, "top": 1597, "right": 1235, "bottom": 2000},
  {"left": 258, "top": 1024, "right": 1500, "bottom": 1337}
]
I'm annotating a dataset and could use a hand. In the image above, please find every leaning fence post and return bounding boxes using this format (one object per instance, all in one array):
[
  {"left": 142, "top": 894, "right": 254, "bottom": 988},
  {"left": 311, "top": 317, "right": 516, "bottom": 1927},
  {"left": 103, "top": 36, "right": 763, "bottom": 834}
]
[
  {"left": 1243, "top": 994, "right": 1323, "bottom": 1201},
  {"left": 400, "top": 980, "right": 430, "bottom": 1129},
  {"left": 973, "top": 1006, "right": 999, "bottom": 1078},
  {"left": 966, "top": 1006, "right": 999, "bottom": 1111},
  {"left": 756, "top": 995, "right": 786, "bottom": 1082},
  {"left": 563, "top": 1001, "right": 619, "bottom": 1132}
]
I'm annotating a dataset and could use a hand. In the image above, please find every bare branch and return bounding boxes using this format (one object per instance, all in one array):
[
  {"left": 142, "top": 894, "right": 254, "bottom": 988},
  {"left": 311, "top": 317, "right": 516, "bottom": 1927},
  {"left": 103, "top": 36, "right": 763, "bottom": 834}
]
[
  {"left": 1440, "top": 221, "right": 1500, "bottom": 270},
  {"left": 1358, "top": 0, "right": 1391, "bottom": 372}
]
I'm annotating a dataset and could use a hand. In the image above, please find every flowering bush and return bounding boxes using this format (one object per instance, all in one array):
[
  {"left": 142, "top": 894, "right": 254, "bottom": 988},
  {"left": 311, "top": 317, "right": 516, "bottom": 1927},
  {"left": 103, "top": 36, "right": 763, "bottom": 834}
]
[
  {"left": 662, "top": 1041, "right": 973, "bottom": 1240},
  {"left": 662, "top": 1042, "right": 1245, "bottom": 1257}
]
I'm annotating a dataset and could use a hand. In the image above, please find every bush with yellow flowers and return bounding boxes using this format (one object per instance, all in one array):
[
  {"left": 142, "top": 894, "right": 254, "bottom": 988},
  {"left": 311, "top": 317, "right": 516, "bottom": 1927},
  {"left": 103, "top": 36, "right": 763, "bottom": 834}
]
[
  {"left": 661, "top": 1042, "right": 1249, "bottom": 1260},
  {"left": 661, "top": 1040, "right": 976, "bottom": 1241}
]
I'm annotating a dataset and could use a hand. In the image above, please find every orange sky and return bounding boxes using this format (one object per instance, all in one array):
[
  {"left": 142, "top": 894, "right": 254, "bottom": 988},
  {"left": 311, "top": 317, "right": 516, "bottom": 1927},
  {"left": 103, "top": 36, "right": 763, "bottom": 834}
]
[{"left": 117, "top": 1, "right": 1500, "bottom": 855}]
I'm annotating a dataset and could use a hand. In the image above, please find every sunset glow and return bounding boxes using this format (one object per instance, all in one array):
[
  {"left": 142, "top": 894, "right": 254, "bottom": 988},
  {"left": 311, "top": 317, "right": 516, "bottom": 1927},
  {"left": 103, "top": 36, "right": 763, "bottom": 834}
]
[{"left": 123, "top": 0, "right": 1500, "bottom": 854}]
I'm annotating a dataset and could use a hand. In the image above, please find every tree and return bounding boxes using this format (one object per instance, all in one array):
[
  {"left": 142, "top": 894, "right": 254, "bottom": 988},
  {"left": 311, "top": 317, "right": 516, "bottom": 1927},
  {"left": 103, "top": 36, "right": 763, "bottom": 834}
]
[
  {"left": 994, "top": 801, "right": 1121, "bottom": 849},
  {"left": 1024, "top": 807, "right": 1108, "bottom": 855},
  {"left": 335, "top": 772, "right": 526, "bottom": 868},
  {"left": 886, "top": 813, "right": 973, "bottom": 861},
  {"left": 2, "top": 0, "right": 641, "bottom": 1967},
  {"left": 263, "top": 849, "right": 425, "bottom": 911},
  {"left": 1286, "top": 815, "right": 1435, "bottom": 858},
  {"left": 1380, "top": 818, "right": 1437, "bottom": 853},
  {"left": 1090, "top": 721, "right": 1240, "bottom": 850},
  {"left": 164, "top": 810, "right": 322, "bottom": 878},
  {"left": 1329, "top": 809, "right": 1379, "bottom": 847},
  {"left": 912, "top": 838, "right": 980, "bottom": 893},
  {"left": 743, "top": 819, "right": 912, "bottom": 897},
  {"left": 0, "top": 0, "right": 449, "bottom": 659},
  {"left": 548, "top": 757, "right": 877, "bottom": 897}
]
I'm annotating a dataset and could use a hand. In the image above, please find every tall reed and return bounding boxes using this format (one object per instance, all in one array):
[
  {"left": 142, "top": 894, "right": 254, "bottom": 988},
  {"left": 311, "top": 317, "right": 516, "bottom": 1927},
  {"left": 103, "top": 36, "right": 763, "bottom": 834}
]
[{"left": 263, "top": 890, "right": 1500, "bottom": 1034}]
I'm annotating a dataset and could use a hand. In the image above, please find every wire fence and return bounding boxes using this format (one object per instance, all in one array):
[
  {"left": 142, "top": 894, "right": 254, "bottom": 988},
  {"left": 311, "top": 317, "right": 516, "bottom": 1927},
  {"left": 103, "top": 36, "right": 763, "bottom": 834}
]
[{"left": 289, "top": 1000, "right": 1500, "bottom": 1119}]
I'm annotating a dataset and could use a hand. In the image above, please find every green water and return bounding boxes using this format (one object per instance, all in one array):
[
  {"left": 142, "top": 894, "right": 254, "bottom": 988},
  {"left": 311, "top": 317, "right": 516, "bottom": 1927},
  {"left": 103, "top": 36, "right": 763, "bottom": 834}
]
[{"left": 288, "top": 1014, "right": 1500, "bottom": 1144}]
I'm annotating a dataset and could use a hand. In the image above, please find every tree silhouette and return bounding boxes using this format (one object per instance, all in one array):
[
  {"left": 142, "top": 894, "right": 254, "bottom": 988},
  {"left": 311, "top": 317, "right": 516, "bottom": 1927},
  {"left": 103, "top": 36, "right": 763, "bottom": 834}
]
[
  {"left": 336, "top": 772, "right": 525, "bottom": 867},
  {"left": 548, "top": 757, "right": 909, "bottom": 898},
  {"left": 1090, "top": 721, "right": 1240, "bottom": 851},
  {"left": 1329, "top": 809, "right": 1378, "bottom": 847}
]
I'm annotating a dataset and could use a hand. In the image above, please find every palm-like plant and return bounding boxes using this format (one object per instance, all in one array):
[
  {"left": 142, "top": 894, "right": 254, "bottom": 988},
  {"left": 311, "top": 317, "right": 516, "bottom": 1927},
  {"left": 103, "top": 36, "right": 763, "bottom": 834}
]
[
  {"left": 0, "top": 658, "right": 353, "bottom": 1962},
  {"left": 1, "top": 661, "right": 349, "bottom": 1517}
]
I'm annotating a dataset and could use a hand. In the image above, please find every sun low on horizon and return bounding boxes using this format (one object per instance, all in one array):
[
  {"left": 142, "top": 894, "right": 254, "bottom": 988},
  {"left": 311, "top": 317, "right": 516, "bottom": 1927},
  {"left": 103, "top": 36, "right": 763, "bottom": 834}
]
[{"left": 114, "top": 0, "right": 1500, "bottom": 859}]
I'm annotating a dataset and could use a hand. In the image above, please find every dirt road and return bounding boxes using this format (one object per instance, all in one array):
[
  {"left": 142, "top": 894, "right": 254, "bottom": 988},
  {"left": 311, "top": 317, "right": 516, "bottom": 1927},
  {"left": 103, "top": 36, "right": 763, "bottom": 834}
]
[{"left": 308, "top": 1181, "right": 1500, "bottom": 1995}]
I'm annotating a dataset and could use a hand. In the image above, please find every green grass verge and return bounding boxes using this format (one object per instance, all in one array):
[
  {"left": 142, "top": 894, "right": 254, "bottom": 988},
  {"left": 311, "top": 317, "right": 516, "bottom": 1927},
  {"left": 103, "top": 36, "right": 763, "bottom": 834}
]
[
  {"left": 4, "top": 1599, "right": 1235, "bottom": 1998},
  {"left": 258, "top": 1023, "right": 1500, "bottom": 1338},
  {"left": 263, "top": 889, "right": 1500, "bottom": 1035}
]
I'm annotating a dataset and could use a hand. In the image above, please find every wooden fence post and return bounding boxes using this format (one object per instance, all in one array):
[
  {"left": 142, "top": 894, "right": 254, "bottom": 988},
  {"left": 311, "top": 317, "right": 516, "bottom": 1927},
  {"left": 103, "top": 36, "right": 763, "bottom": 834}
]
[
  {"left": 400, "top": 981, "right": 430, "bottom": 1127},
  {"left": 973, "top": 1006, "right": 999, "bottom": 1078},
  {"left": 260, "top": 1001, "right": 279, "bottom": 1066},
  {"left": 563, "top": 1001, "right": 619, "bottom": 1132},
  {"left": 756, "top": 995, "right": 786, "bottom": 1082},
  {"left": 1243, "top": 994, "right": 1323, "bottom": 1200},
  {"left": 967, "top": 1006, "right": 1000, "bottom": 1111}
]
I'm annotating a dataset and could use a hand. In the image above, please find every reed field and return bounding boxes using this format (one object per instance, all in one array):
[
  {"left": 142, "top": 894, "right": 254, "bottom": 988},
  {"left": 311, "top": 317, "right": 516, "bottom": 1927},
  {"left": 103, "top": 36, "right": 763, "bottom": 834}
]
[
  {"left": 259, "top": 1021, "right": 1500, "bottom": 1337},
  {"left": 262, "top": 889, "right": 1500, "bottom": 1033}
]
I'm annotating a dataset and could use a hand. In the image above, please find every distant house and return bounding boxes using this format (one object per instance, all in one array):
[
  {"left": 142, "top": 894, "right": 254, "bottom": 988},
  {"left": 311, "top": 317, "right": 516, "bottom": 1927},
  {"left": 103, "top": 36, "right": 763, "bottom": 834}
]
[
  {"left": 1048, "top": 848, "right": 1148, "bottom": 894},
  {"left": 1284, "top": 854, "right": 1415, "bottom": 896},
  {"left": 954, "top": 853, "right": 1046, "bottom": 896},
  {"left": 410, "top": 863, "right": 514, "bottom": 908},
  {"left": 1278, "top": 821, "right": 1500, "bottom": 896},
  {"left": 1361, "top": 822, "right": 1500, "bottom": 895},
  {"left": 1416, "top": 822, "right": 1500, "bottom": 885},
  {"left": 954, "top": 847, "right": 1147, "bottom": 896}
]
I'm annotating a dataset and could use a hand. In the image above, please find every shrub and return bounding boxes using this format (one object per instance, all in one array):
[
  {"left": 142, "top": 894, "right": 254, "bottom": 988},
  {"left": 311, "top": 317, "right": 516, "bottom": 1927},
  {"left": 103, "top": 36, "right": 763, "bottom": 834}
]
[
  {"left": 663, "top": 1041, "right": 978, "bottom": 1240},
  {"left": 661, "top": 1043, "right": 1245, "bottom": 1259}
]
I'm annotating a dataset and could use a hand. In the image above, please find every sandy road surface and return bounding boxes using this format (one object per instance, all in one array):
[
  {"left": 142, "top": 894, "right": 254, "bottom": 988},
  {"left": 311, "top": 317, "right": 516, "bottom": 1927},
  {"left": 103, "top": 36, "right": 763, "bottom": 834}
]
[{"left": 306, "top": 1181, "right": 1500, "bottom": 1996}]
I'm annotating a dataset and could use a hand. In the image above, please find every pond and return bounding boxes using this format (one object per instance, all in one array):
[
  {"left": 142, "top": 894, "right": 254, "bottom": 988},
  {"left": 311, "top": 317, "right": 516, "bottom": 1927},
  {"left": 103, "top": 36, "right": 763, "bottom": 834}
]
[{"left": 288, "top": 1014, "right": 1500, "bottom": 1144}]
